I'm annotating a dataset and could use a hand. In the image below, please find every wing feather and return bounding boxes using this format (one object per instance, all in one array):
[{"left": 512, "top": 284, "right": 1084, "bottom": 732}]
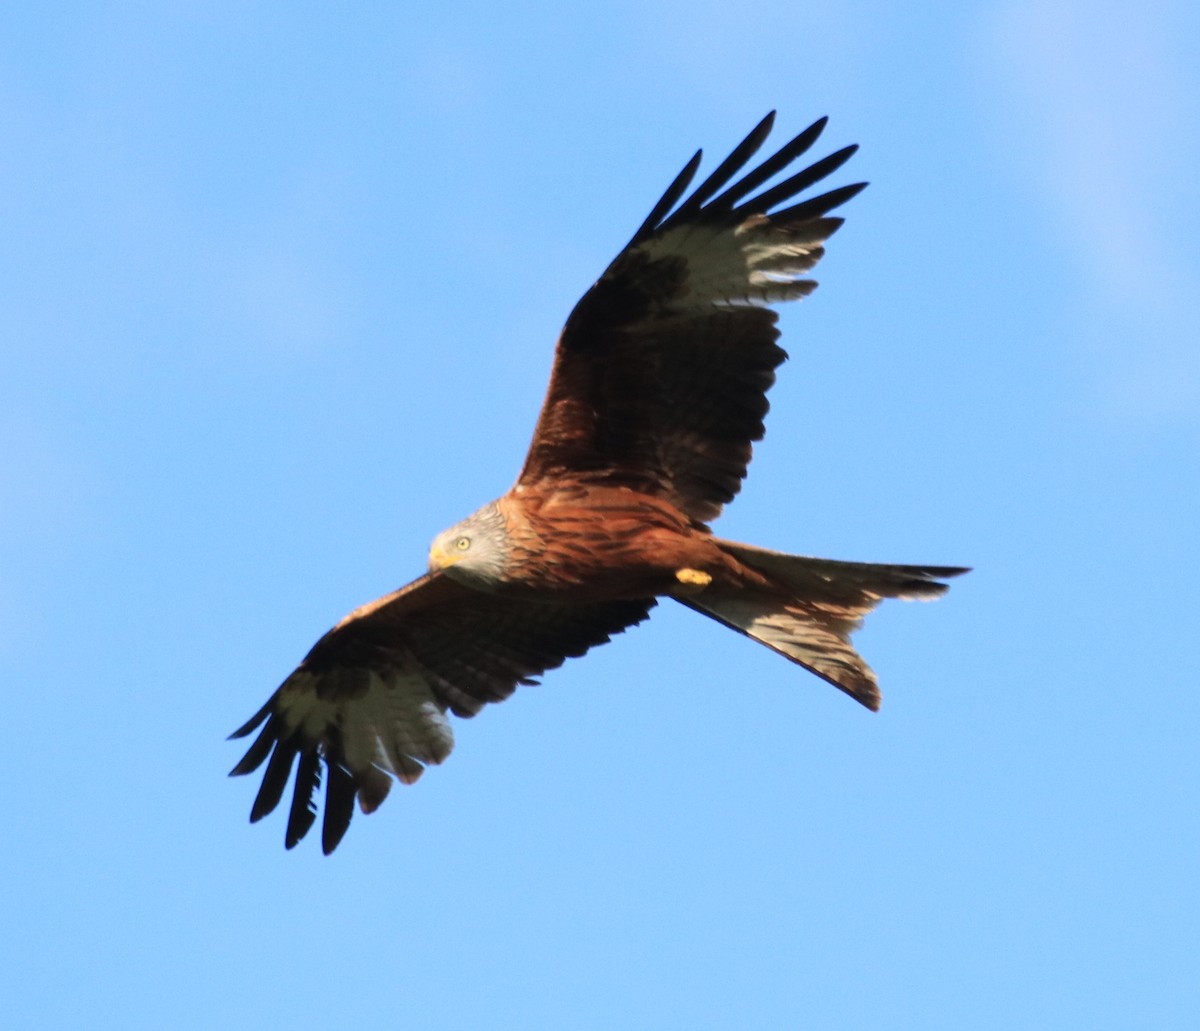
[
  {"left": 625, "top": 149, "right": 703, "bottom": 249},
  {"left": 251, "top": 736, "right": 298, "bottom": 824},
  {"left": 230, "top": 573, "right": 654, "bottom": 852},
  {"left": 321, "top": 762, "right": 357, "bottom": 854},
  {"left": 647, "top": 112, "right": 776, "bottom": 232},
  {"left": 740, "top": 146, "right": 860, "bottom": 216},
  {"left": 286, "top": 750, "right": 321, "bottom": 849},
  {"left": 517, "top": 114, "right": 864, "bottom": 523},
  {"left": 707, "top": 116, "right": 831, "bottom": 211}
]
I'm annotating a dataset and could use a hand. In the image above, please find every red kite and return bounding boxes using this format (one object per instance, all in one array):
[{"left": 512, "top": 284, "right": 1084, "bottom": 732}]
[{"left": 230, "top": 113, "right": 967, "bottom": 852}]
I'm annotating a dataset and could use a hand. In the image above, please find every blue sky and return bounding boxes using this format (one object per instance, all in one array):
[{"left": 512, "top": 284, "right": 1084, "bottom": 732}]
[{"left": 3, "top": 2, "right": 1197, "bottom": 1028}]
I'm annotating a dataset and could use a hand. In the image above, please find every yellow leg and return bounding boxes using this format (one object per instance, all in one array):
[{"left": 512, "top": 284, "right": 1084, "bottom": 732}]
[{"left": 675, "top": 567, "right": 712, "bottom": 588}]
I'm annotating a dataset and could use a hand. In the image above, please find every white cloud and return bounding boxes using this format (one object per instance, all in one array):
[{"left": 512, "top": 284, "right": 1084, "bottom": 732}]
[
  {"left": 980, "top": 1, "right": 1200, "bottom": 421},
  {"left": 0, "top": 410, "right": 100, "bottom": 659},
  {"left": 222, "top": 157, "right": 359, "bottom": 358},
  {"left": 630, "top": 0, "right": 881, "bottom": 116}
]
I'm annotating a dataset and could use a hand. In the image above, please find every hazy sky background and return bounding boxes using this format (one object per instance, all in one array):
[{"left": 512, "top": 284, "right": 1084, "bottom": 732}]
[{"left": 3, "top": 2, "right": 1197, "bottom": 1028}]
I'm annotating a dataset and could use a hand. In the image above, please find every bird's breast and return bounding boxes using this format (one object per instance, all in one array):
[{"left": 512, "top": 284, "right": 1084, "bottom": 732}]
[{"left": 493, "top": 486, "right": 733, "bottom": 601}]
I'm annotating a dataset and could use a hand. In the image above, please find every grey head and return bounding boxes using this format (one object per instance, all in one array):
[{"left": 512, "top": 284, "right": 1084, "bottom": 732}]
[{"left": 427, "top": 500, "right": 512, "bottom": 589}]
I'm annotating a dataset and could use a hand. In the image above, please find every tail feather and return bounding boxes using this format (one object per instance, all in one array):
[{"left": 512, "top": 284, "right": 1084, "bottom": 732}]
[
  {"left": 677, "top": 540, "right": 968, "bottom": 710},
  {"left": 719, "top": 540, "right": 968, "bottom": 602}
]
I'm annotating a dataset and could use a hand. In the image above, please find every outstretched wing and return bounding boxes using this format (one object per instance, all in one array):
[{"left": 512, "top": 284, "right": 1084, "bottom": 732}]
[
  {"left": 517, "top": 112, "right": 865, "bottom": 524},
  {"left": 229, "top": 573, "right": 653, "bottom": 853}
]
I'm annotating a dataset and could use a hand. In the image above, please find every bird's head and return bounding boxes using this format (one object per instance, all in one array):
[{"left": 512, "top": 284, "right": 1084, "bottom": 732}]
[{"left": 428, "top": 500, "right": 512, "bottom": 589}]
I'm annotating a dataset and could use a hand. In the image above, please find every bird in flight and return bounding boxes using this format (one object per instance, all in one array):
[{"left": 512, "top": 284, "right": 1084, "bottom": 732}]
[{"left": 230, "top": 113, "right": 967, "bottom": 853}]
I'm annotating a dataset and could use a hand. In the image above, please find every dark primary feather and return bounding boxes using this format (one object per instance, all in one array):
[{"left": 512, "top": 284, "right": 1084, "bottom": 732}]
[
  {"left": 626, "top": 112, "right": 843, "bottom": 243},
  {"left": 772, "top": 181, "right": 868, "bottom": 224},
  {"left": 744, "top": 149, "right": 861, "bottom": 218},
  {"left": 229, "top": 572, "right": 654, "bottom": 852},
  {"left": 322, "top": 763, "right": 357, "bottom": 854},
  {"left": 286, "top": 750, "right": 320, "bottom": 848},
  {"left": 626, "top": 148, "right": 703, "bottom": 249},
  {"left": 708, "top": 117, "right": 831, "bottom": 211},
  {"left": 648, "top": 111, "right": 777, "bottom": 232},
  {"left": 518, "top": 114, "right": 865, "bottom": 524},
  {"left": 251, "top": 732, "right": 298, "bottom": 822}
]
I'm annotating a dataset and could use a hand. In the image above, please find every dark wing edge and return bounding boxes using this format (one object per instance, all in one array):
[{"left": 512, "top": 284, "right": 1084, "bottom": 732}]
[
  {"left": 518, "top": 114, "right": 865, "bottom": 522},
  {"left": 229, "top": 574, "right": 654, "bottom": 854},
  {"left": 624, "top": 111, "right": 863, "bottom": 251}
]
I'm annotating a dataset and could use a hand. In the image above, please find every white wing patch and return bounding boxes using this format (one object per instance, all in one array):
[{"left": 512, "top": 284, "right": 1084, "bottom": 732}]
[
  {"left": 276, "top": 664, "right": 455, "bottom": 791},
  {"left": 641, "top": 215, "right": 832, "bottom": 311}
]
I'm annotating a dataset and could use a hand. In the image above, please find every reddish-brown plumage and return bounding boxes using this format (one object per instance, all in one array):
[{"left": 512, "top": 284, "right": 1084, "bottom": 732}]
[
  {"left": 229, "top": 113, "right": 967, "bottom": 853},
  {"left": 491, "top": 487, "right": 764, "bottom": 600}
]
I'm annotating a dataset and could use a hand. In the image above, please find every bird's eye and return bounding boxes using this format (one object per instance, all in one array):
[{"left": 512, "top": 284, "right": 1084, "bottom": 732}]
[{"left": 455, "top": 536, "right": 471, "bottom": 551}]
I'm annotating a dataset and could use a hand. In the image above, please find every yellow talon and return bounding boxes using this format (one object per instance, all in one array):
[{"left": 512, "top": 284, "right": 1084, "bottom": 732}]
[{"left": 675, "top": 568, "right": 712, "bottom": 587}]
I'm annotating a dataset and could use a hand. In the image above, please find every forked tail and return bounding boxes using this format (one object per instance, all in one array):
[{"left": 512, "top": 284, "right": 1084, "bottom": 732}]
[{"left": 676, "top": 539, "right": 968, "bottom": 710}]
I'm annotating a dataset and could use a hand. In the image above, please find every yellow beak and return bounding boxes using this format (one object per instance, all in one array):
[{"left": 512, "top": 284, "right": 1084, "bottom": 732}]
[{"left": 428, "top": 543, "right": 462, "bottom": 571}]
